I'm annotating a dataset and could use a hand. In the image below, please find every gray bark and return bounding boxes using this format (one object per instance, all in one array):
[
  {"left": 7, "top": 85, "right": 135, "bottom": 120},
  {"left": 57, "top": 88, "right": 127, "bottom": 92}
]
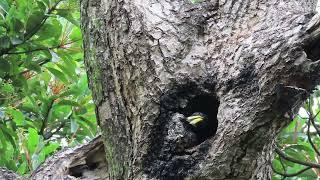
[
  {"left": 80, "top": 0, "right": 320, "bottom": 179},
  {"left": 0, "top": 167, "right": 24, "bottom": 180},
  {"left": 0, "top": 136, "right": 106, "bottom": 180},
  {"left": 30, "top": 136, "right": 106, "bottom": 180}
]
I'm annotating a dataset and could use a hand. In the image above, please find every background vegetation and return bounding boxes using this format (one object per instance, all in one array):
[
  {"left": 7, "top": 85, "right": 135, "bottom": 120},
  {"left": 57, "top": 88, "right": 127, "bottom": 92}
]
[
  {"left": 0, "top": 0, "right": 97, "bottom": 175},
  {"left": 1, "top": 0, "right": 320, "bottom": 179},
  {"left": 273, "top": 91, "right": 320, "bottom": 179}
]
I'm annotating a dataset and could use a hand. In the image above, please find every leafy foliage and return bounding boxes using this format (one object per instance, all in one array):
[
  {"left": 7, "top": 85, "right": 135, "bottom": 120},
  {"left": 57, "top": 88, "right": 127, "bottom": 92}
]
[
  {"left": 0, "top": 0, "right": 97, "bottom": 174},
  {"left": 273, "top": 88, "right": 320, "bottom": 179}
]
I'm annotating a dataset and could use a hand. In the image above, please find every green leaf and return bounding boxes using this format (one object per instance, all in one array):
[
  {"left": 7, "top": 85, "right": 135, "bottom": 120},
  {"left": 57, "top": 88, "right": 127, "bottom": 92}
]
[
  {"left": 25, "top": 61, "right": 42, "bottom": 73},
  {"left": 0, "top": 1, "right": 9, "bottom": 14},
  {"left": 297, "top": 170, "right": 317, "bottom": 178},
  {"left": 272, "top": 158, "right": 283, "bottom": 172},
  {"left": 1, "top": 82, "right": 14, "bottom": 94},
  {"left": 42, "top": 0, "right": 50, "bottom": 7},
  {"left": 70, "top": 118, "right": 78, "bottom": 133},
  {"left": 0, "top": 35, "right": 11, "bottom": 49},
  {"left": 58, "top": 88, "right": 78, "bottom": 98},
  {"left": 77, "top": 119, "right": 94, "bottom": 137},
  {"left": 17, "top": 161, "right": 28, "bottom": 175},
  {"left": 0, "top": 128, "right": 8, "bottom": 150},
  {"left": 0, "top": 58, "right": 11, "bottom": 77},
  {"left": 43, "top": 142, "right": 59, "bottom": 156},
  {"left": 5, "top": 159, "right": 17, "bottom": 171},
  {"left": 36, "top": 1, "right": 47, "bottom": 13},
  {"left": 0, "top": 125, "right": 17, "bottom": 149},
  {"left": 31, "top": 153, "right": 40, "bottom": 170},
  {"left": 288, "top": 144, "right": 314, "bottom": 156},
  {"left": 10, "top": 18, "right": 24, "bottom": 35},
  {"left": 57, "top": 63, "right": 76, "bottom": 79},
  {"left": 36, "top": 19, "right": 62, "bottom": 41},
  {"left": 27, "top": 128, "right": 39, "bottom": 154},
  {"left": 57, "top": 99, "right": 80, "bottom": 106},
  {"left": 56, "top": 9, "right": 79, "bottom": 26},
  {"left": 69, "top": 27, "right": 81, "bottom": 42},
  {"left": 25, "top": 11, "right": 45, "bottom": 38},
  {"left": 46, "top": 67, "right": 68, "bottom": 83},
  {"left": 284, "top": 148, "right": 306, "bottom": 162},
  {"left": 7, "top": 108, "right": 25, "bottom": 126}
]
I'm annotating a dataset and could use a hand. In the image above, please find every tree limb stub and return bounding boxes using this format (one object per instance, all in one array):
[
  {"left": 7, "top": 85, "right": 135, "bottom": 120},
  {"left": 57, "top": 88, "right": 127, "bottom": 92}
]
[{"left": 30, "top": 136, "right": 106, "bottom": 180}]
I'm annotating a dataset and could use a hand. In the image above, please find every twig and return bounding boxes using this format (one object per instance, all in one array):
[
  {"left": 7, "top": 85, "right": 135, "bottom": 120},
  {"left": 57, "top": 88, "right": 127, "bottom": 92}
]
[
  {"left": 279, "top": 157, "right": 287, "bottom": 180},
  {"left": 40, "top": 99, "right": 54, "bottom": 136},
  {"left": 6, "top": 46, "right": 59, "bottom": 55},
  {"left": 274, "top": 145, "right": 320, "bottom": 168},
  {"left": 309, "top": 110, "right": 320, "bottom": 137},
  {"left": 44, "top": 112, "right": 72, "bottom": 140},
  {"left": 6, "top": 39, "right": 81, "bottom": 55},
  {"left": 307, "top": 100, "right": 320, "bottom": 156},
  {"left": 272, "top": 165, "right": 312, "bottom": 177}
]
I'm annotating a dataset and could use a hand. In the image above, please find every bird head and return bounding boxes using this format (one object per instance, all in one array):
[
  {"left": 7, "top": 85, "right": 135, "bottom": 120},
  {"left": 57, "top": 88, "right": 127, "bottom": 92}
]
[{"left": 186, "top": 112, "right": 207, "bottom": 127}]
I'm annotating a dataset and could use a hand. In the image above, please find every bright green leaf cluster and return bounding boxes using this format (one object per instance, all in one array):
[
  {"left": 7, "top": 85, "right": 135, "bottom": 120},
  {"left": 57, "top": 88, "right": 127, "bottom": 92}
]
[{"left": 0, "top": 0, "right": 97, "bottom": 174}]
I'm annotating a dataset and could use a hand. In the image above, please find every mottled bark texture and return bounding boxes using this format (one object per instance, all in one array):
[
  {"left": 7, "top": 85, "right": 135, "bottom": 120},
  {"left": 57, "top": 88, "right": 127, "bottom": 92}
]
[
  {"left": 30, "top": 136, "right": 106, "bottom": 180},
  {"left": 80, "top": 0, "right": 320, "bottom": 179},
  {"left": 1, "top": 136, "right": 106, "bottom": 180},
  {"left": 0, "top": 167, "right": 24, "bottom": 180}
]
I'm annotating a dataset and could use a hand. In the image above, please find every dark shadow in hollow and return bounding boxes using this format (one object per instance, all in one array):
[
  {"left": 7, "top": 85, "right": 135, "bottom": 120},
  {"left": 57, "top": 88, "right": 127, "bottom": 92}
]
[
  {"left": 181, "top": 94, "right": 219, "bottom": 144},
  {"left": 304, "top": 39, "right": 320, "bottom": 61}
]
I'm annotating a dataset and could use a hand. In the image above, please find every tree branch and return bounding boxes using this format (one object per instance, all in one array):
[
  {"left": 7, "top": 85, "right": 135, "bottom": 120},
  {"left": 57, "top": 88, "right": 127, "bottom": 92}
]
[
  {"left": 6, "top": 46, "right": 59, "bottom": 55},
  {"left": 309, "top": 110, "right": 320, "bottom": 137},
  {"left": 6, "top": 39, "right": 81, "bottom": 55},
  {"left": 272, "top": 165, "right": 312, "bottom": 177},
  {"left": 278, "top": 157, "right": 287, "bottom": 180},
  {"left": 306, "top": 100, "right": 320, "bottom": 157},
  {"left": 40, "top": 99, "right": 54, "bottom": 136},
  {"left": 23, "top": 0, "right": 64, "bottom": 41},
  {"left": 274, "top": 145, "right": 320, "bottom": 168},
  {"left": 43, "top": 112, "right": 72, "bottom": 140}
]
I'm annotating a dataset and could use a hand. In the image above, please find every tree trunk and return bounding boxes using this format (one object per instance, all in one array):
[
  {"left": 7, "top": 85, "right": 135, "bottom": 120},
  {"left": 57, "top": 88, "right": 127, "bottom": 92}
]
[{"left": 80, "top": 0, "right": 320, "bottom": 179}]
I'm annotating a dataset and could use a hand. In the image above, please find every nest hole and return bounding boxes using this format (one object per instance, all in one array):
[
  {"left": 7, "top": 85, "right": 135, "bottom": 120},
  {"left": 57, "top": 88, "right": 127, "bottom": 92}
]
[
  {"left": 303, "top": 40, "right": 320, "bottom": 61},
  {"left": 181, "top": 94, "right": 219, "bottom": 143}
]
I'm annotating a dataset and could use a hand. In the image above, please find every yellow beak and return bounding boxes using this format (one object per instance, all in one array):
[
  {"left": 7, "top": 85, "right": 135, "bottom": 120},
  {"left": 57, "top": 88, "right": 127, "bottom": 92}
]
[{"left": 186, "top": 115, "right": 204, "bottom": 126}]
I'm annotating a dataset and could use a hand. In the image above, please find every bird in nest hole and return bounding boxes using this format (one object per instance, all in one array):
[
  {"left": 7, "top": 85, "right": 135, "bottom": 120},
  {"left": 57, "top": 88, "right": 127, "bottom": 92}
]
[{"left": 185, "top": 112, "right": 208, "bottom": 131}]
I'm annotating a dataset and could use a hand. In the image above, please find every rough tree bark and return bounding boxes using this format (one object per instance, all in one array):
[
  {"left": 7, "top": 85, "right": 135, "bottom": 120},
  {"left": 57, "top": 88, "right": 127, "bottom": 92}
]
[
  {"left": 79, "top": 0, "right": 320, "bottom": 179},
  {"left": 2, "top": 0, "right": 320, "bottom": 180}
]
